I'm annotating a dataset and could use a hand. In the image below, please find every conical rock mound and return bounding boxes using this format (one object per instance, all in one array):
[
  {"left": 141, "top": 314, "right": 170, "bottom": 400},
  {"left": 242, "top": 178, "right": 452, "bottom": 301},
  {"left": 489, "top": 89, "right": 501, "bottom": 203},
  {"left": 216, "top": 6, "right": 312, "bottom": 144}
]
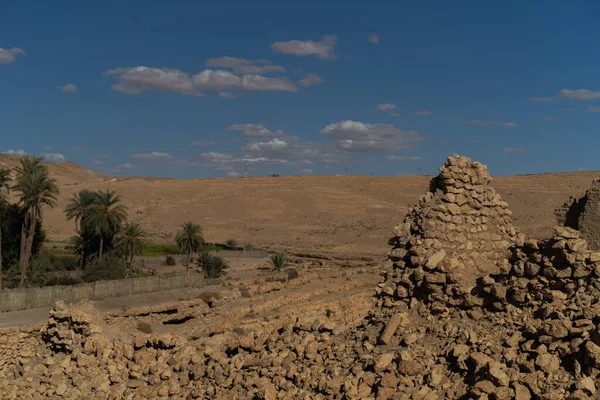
[{"left": 379, "top": 154, "right": 524, "bottom": 310}]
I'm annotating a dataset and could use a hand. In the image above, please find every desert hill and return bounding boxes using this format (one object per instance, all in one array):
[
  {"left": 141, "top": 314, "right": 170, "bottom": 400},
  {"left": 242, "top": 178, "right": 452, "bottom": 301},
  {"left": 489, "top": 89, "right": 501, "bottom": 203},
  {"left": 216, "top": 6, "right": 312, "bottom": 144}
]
[{"left": 1, "top": 154, "right": 598, "bottom": 257}]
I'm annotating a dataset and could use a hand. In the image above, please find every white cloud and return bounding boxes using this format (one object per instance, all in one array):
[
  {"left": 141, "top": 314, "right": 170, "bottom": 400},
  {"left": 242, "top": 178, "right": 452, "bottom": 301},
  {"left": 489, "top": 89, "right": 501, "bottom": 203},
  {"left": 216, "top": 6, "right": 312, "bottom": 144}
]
[
  {"left": 530, "top": 97, "right": 554, "bottom": 102},
  {"left": 192, "top": 69, "right": 241, "bottom": 90},
  {"left": 4, "top": 149, "right": 27, "bottom": 156},
  {"left": 227, "top": 171, "right": 241, "bottom": 177},
  {"left": 131, "top": 152, "right": 173, "bottom": 163},
  {"left": 297, "top": 74, "right": 323, "bottom": 88},
  {"left": 58, "top": 83, "right": 78, "bottom": 93},
  {"left": 103, "top": 67, "right": 199, "bottom": 95},
  {"left": 271, "top": 35, "right": 338, "bottom": 60},
  {"left": 385, "top": 156, "right": 424, "bottom": 162},
  {"left": 205, "top": 57, "right": 251, "bottom": 68},
  {"left": 557, "top": 88, "right": 600, "bottom": 101},
  {"left": 235, "top": 64, "right": 285, "bottom": 75},
  {"left": 245, "top": 137, "right": 289, "bottom": 152},
  {"left": 376, "top": 103, "right": 396, "bottom": 112},
  {"left": 92, "top": 160, "right": 104, "bottom": 166},
  {"left": 465, "top": 120, "right": 518, "bottom": 128},
  {"left": 0, "top": 47, "right": 25, "bottom": 65},
  {"left": 587, "top": 107, "right": 600, "bottom": 113},
  {"left": 114, "top": 163, "right": 138, "bottom": 170},
  {"left": 241, "top": 75, "right": 298, "bottom": 92},
  {"left": 503, "top": 146, "right": 526, "bottom": 153},
  {"left": 41, "top": 153, "right": 65, "bottom": 162},
  {"left": 389, "top": 112, "right": 402, "bottom": 117},
  {"left": 368, "top": 33, "right": 380, "bottom": 44},
  {"left": 300, "top": 168, "right": 313, "bottom": 174},
  {"left": 412, "top": 111, "right": 432, "bottom": 116},
  {"left": 229, "top": 124, "right": 284, "bottom": 137},
  {"left": 319, "top": 120, "right": 422, "bottom": 153}
]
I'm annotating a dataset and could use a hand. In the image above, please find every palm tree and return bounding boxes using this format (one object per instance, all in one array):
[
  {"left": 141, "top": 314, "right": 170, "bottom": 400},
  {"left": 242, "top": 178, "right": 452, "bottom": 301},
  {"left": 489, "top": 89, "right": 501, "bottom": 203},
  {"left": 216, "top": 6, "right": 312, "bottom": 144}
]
[
  {"left": 175, "top": 222, "right": 204, "bottom": 269},
  {"left": 13, "top": 158, "right": 59, "bottom": 285},
  {"left": 86, "top": 190, "right": 128, "bottom": 261},
  {"left": 67, "top": 228, "right": 86, "bottom": 268},
  {"left": 64, "top": 189, "right": 95, "bottom": 231},
  {"left": 0, "top": 168, "right": 12, "bottom": 289},
  {"left": 14, "top": 156, "right": 43, "bottom": 276},
  {"left": 116, "top": 222, "right": 146, "bottom": 268}
]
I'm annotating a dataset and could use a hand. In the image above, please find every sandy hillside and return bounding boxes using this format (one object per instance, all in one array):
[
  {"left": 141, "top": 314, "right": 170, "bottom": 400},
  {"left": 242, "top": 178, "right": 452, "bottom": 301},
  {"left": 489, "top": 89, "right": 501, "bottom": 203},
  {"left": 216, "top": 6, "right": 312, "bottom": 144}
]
[{"left": 1, "top": 155, "right": 598, "bottom": 257}]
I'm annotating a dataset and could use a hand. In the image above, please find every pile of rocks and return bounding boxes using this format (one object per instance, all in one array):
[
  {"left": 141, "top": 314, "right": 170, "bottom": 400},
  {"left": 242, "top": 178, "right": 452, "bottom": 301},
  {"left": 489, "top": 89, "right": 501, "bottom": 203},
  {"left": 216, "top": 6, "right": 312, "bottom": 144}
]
[
  {"left": 555, "top": 178, "right": 600, "bottom": 251},
  {"left": 380, "top": 154, "right": 524, "bottom": 312}
]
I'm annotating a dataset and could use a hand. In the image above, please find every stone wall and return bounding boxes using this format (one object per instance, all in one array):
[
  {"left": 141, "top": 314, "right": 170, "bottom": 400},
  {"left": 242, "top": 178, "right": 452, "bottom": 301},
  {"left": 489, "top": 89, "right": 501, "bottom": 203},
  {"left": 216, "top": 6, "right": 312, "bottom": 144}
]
[{"left": 555, "top": 178, "right": 600, "bottom": 250}]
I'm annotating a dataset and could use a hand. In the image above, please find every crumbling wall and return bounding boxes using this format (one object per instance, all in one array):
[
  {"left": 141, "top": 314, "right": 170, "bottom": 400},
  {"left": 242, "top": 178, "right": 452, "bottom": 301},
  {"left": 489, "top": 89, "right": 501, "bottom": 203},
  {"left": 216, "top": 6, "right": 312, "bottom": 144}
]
[{"left": 555, "top": 178, "right": 600, "bottom": 250}]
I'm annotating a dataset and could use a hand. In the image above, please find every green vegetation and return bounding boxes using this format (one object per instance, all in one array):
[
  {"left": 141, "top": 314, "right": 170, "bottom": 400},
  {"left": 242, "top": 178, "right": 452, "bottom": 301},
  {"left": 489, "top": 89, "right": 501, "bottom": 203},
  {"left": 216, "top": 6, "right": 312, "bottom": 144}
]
[
  {"left": 176, "top": 222, "right": 205, "bottom": 268},
  {"left": 196, "top": 252, "right": 229, "bottom": 279},
  {"left": 269, "top": 252, "right": 289, "bottom": 271},
  {"left": 225, "top": 238, "right": 238, "bottom": 248},
  {"left": 0, "top": 168, "right": 12, "bottom": 289},
  {"left": 141, "top": 243, "right": 180, "bottom": 256},
  {"left": 116, "top": 222, "right": 147, "bottom": 268},
  {"left": 13, "top": 156, "right": 59, "bottom": 285}
]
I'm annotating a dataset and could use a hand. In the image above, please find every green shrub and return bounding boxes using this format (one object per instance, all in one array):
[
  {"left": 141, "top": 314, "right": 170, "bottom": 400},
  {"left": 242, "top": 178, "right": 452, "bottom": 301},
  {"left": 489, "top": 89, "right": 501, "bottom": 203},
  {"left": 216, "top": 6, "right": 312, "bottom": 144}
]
[
  {"left": 164, "top": 255, "right": 176, "bottom": 266},
  {"left": 141, "top": 243, "right": 180, "bottom": 256},
  {"left": 45, "top": 275, "right": 82, "bottom": 286},
  {"left": 269, "top": 253, "right": 289, "bottom": 271},
  {"left": 83, "top": 255, "right": 127, "bottom": 282},
  {"left": 225, "top": 239, "right": 238, "bottom": 248},
  {"left": 243, "top": 244, "right": 254, "bottom": 251},
  {"left": 29, "top": 257, "right": 50, "bottom": 286},
  {"left": 196, "top": 252, "right": 229, "bottom": 279}
]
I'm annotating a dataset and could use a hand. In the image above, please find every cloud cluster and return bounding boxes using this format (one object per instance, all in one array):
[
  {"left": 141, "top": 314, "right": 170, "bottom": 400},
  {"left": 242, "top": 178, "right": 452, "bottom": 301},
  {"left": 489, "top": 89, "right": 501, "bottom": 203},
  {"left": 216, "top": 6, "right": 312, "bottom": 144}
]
[
  {"left": 58, "top": 84, "right": 78, "bottom": 93},
  {"left": 104, "top": 64, "right": 304, "bottom": 95},
  {"left": 271, "top": 35, "right": 338, "bottom": 60},
  {"left": 557, "top": 89, "right": 600, "bottom": 101},
  {"left": 319, "top": 120, "right": 422, "bottom": 153},
  {"left": 0, "top": 48, "right": 25, "bottom": 65},
  {"left": 41, "top": 153, "right": 66, "bottom": 162},
  {"left": 376, "top": 103, "right": 396, "bottom": 112},
  {"left": 412, "top": 111, "right": 433, "bottom": 116},
  {"left": 531, "top": 88, "right": 600, "bottom": 102},
  {"left": 104, "top": 67, "right": 199, "bottom": 95},
  {"left": 298, "top": 74, "right": 323, "bottom": 88},
  {"left": 587, "top": 107, "right": 600, "bottom": 113},
  {"left": 465, "top": 120, "right": 518, "bottom": 128},
  {"left": 4, "top": 149, "right": 27, "bottom": 156},
  {"left": 129, "top": 152, "right": 198, "bottom": 168}
]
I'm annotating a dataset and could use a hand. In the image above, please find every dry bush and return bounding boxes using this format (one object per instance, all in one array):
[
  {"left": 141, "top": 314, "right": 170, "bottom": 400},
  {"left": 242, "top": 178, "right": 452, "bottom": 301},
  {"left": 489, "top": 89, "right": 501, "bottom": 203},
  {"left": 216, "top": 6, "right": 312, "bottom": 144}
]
[
  {"left": 287, "top": 268, "right": 299, "bottom": 280},
  {"left": 164, "top": 255, "right": 176, "bottom": 266},
  {"left": 197, "top": 291, "right": 221, "bottom": 304},
  {"left": 136, "top": 322, "right": 153, "bottom": 334}
]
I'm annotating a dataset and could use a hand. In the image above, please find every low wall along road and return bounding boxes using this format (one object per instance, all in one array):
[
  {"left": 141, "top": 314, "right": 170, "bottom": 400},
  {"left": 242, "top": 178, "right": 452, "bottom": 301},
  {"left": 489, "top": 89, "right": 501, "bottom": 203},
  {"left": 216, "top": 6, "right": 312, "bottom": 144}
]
[{"left": 0, "top": 273, "right": 204, "bottom": 312}]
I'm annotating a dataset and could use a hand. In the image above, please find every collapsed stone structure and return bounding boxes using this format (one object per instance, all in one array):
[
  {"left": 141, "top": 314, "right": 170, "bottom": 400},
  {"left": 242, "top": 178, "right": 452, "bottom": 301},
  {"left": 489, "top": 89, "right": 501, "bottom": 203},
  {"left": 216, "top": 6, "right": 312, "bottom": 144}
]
[
  {"left": 4, "top": 154, "right": 600, "bottom": 399},
  {"left": 555, "top": 178, "right": 600, "bottom": 251},
  {"left": 381, "top": 155, "right": 524, "bottom": 311}
]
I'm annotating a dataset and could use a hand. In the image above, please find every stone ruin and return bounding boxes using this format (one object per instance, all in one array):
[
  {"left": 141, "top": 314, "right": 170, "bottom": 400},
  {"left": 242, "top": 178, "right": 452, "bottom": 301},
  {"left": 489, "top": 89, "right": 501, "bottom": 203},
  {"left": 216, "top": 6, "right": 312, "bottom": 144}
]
[
  {"left": 555, "top": 178, "right": 600, "bottom": 251},
  {"left": 381, "top": 154, "right": 524, "bottom": 311},
  {"left": 4, "top": 154, "right": 600, "bottom": 399}
]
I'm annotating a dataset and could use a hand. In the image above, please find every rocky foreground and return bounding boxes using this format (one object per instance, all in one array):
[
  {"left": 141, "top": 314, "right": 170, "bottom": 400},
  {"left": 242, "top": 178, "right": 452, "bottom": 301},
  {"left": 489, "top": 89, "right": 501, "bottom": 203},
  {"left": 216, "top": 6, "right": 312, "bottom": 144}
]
[{"left": 2, "top": 155, "right": 600, "bottom": 399}]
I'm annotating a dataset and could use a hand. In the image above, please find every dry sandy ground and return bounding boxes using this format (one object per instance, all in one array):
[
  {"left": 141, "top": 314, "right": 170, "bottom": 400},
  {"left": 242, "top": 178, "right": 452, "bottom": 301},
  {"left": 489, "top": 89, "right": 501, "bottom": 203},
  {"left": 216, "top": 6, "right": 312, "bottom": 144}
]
[{"left": 1, "top": 154, "right": 598, "bottom": 257}]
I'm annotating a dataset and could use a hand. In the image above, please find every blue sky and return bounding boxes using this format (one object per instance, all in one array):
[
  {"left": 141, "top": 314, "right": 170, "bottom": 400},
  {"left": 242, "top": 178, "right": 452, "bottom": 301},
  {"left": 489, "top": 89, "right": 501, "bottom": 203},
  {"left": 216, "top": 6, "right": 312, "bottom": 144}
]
[{"left": 2, "top": 1, "right": 600, "bottom": 178}]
